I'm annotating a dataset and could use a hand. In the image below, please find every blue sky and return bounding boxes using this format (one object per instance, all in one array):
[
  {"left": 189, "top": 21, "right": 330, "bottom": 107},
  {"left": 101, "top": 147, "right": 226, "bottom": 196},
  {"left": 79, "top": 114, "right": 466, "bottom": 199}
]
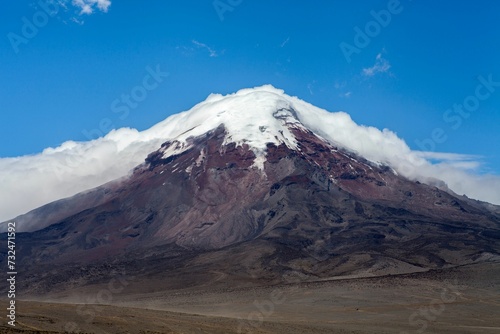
[{"left": 1, "top": 0, "right": 499, "bottom": 174}]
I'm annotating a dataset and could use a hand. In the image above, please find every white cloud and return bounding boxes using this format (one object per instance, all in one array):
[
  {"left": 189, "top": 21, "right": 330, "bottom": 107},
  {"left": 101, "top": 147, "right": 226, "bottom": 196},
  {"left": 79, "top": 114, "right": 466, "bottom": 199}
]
[
  {"left": 334, "top": 81, "right": 347, "bottom": 89},
  {"left": 0, "top": 128, "right": 166, "bottom": 223},
  {"left": 70, "top": 16, "right": 85, "bottom": 25},
  {"left": 307, "top": 81, "right": 316, "bottom": 95},
  {"left": 72, "top": 0, "right": 111, "bottom": 15},
  {"left": 295, "top": 108, "right": 500, "bottom": 205},
  {"left": 0, "top": 85, "right": 499, "bottom": 224},
  {"left": 280, "top": 37, "right": 290, "bottom": 48},
  {"left": 414, "top": 152, "right": 480, "bottom": 161},
  {"left": 413, "top": 151, "right": 483, "bottom": 171},
  {"left": 334, "top": 81, "right": 351, "bottom": 98},
  {"left": 192, "top": 40, "right": 220, "bottom": 57},
  {"left": 414, "top": 151, "right": 482, "bottom": 166},
  {"left": 362, "top": 53, "right": 391, "bottom": 77}
]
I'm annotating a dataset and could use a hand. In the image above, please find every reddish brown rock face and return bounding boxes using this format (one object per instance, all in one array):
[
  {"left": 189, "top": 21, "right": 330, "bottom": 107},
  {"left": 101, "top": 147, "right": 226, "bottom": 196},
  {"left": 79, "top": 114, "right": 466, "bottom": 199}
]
[{"left": 3, "top": 124, "right": 500, "bottom": 295}]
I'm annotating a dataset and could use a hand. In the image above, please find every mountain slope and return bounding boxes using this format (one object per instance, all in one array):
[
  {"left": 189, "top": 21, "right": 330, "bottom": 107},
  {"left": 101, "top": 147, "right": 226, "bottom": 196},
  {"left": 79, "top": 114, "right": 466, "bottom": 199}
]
[{"left": 1, "top": 86, "right": 500, "bottom": 296}]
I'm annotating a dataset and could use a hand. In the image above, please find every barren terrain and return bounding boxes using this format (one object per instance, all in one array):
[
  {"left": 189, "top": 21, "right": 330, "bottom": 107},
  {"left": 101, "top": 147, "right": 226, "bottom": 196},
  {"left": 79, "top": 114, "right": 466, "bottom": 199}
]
[{"left": 1, "top": 261, "right": 499, "bottom": 334}]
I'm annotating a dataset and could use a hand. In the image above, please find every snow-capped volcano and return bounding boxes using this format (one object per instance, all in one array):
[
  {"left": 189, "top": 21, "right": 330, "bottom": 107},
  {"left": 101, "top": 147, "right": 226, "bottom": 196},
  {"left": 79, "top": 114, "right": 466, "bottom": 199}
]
[
  {"left": 2, "top": 85, "right": 500, "bottom": 296},
  {"left": 1, "top": 85, "right": 500, "bottom": 225}
]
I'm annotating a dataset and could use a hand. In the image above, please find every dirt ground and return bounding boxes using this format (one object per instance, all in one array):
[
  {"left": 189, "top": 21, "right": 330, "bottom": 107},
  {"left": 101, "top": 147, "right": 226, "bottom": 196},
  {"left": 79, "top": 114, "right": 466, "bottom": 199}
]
[{"left": 1, "top": 262, "right": 499, "bottom": 334}]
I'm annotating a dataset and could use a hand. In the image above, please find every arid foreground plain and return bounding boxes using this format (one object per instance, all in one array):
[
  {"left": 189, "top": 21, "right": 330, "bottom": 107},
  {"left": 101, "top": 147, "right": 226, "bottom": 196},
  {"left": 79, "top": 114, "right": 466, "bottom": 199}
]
[{"left": 1, "top": 262, "right": 499, "bottom": 334}]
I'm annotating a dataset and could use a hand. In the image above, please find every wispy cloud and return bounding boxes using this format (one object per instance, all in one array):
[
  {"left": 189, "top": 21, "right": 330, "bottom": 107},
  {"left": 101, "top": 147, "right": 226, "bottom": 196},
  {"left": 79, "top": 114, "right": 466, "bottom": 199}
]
[
  {"left": 414, "top": 152, "right": 482, "bottom": 170},
  {"left": 70, "top": 16, "right": 84, "bottom": 25},
  {"left": 280, "top": 37, "right": 290, "bottom": 48},
  {"left": 362, "top": 53, "right": 391, "bottom": 77},
  {"left": 334, "top": 81, "right": 351, "bottom": 98},
  {"left": 72, "top": 0, "right": 111, "bottom": 15},
  {"left": 334, "top": 81, "right": 347, "bottom": 90},
  {"left": 414, "top": 152, "right": 482, "bottom": 162},
  {"left": 307, "top": 82, "right": 315, "bottom": 95},
  {"left": 192, "top": 40, "right": 221, "bottom": 57}
]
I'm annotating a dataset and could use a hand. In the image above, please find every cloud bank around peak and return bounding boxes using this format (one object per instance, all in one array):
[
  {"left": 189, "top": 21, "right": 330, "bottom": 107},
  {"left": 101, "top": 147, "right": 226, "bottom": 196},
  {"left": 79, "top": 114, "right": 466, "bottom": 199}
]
[
  {"left": 0, "top": 127, "right": 165, "bottom": 223},
  {"left": 0, "top": 86, "right": 499, "bottom": 223},
  {"left": 285, "top": 90, "right": 500, "bottom": 207}
]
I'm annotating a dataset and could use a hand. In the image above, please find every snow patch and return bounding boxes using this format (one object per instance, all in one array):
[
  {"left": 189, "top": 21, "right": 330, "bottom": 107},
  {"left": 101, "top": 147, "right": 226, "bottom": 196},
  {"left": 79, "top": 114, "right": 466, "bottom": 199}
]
[
  {"left": 161, "top": 141, "right": 192, "bottom": 160},
  {"left": 195, "top": 149, "right": 206, "bottom": 167}
]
